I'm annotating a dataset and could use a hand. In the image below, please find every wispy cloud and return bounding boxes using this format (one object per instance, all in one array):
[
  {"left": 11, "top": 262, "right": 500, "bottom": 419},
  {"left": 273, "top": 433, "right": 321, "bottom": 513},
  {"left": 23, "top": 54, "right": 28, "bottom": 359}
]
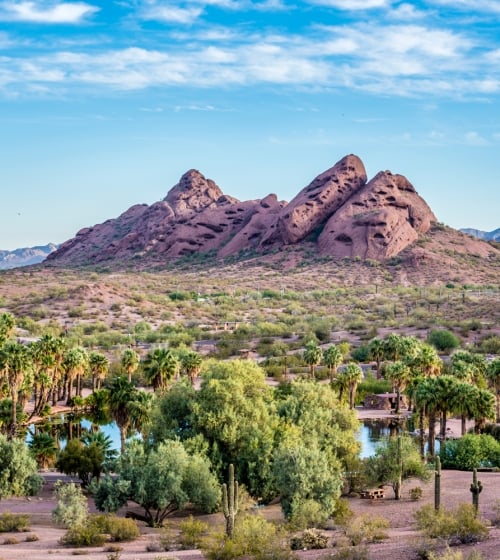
[
  {"left": 141, "top": 5, "right": 203, "bottom": 24},
  {"left": 463, "top": 131, "right": 488, "bottom": 145},
  {"left": 430, "top": 0, "right": 500, "bottom": 14},
  {"left": 306, "top": 0, "right": 389, "bottom": 9},
  {"left": 0, "top": 1, "right": 99, "bottom": 23}
]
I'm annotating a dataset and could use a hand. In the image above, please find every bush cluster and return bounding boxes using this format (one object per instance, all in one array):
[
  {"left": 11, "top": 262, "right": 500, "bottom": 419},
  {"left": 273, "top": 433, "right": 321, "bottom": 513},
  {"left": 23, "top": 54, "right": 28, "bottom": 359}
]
[
  {"left": 0, "top": 512, "right": 30, "bottom": 532},
  {"left": 290, "top": 528, "right": 329, "bottom": 550},
  {"left": 60, "top": 514, "right": 140, "bottom": 547},
  {"left": 415, "top": 504, "right": 488, "bottom": 545}
]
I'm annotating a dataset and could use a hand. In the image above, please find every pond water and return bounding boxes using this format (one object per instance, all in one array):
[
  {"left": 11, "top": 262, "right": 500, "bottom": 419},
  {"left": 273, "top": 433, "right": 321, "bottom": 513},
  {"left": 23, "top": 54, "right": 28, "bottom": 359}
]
[
  {"left": 358, "top": 418, "right": 440, "bottom": 457},
  {"left": 30, "top": 414, "right": 438, "bottom": 458}
]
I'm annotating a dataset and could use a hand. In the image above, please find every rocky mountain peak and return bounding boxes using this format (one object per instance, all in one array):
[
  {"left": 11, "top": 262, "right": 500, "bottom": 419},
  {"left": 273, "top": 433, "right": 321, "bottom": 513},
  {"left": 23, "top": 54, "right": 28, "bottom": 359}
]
[
  {"left": 164, "top": 169, "right": 237, "bottom": 216},
  {"left": 46, "top": 154, "right": 455, "bottom": 266}
]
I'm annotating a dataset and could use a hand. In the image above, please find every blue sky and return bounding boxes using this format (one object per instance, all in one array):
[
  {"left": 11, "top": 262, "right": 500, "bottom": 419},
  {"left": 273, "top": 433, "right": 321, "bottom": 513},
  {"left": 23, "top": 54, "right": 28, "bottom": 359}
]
[{"left": 1, "top": 0, "right": 499, "bottom": 250}]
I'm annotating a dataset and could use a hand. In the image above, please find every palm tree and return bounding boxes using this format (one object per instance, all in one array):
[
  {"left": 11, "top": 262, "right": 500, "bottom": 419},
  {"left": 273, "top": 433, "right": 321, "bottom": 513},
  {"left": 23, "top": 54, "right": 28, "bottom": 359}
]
[
  {"left": 180, "top": 350, "right": 203, "bottom": 386},
  {"left": 0, "top": 312, "right": 15, "bottom": 345},
  {"left": 62, "top": 347, "right": 88, "bottom": 404},
  {"left": 142, "top": 348, "right": 179, "bottom": 391},
  {"left": 383, "top": 333, "right": 404, "bottom": 362},
  {"left": 451, "top": 382, "right": 479, "bottom": 436},
  {"left": 368, "top": 338, "right": 384, "bottom": 379},
  {"left": 338, "top": 363, "right": 363, "bottom": 409},
  {"left": 88, "top": 351, "right": 109, "bottom": 391},
  {"left": 323, "top": 345, "right": 343, "bottom": 382},
  {"left": 414, "top": 377, "right": 440, "bottom": 460},
  {"left": 30, "top": 334, "right": 61, "bottom": 416},
  {"left": 121, "top": 348, "right": 140, "bottom": 383},
  {"left": 450, "top": 351, "right": 487, "bottom": 385},
  {"left": 409, "top": 343, "right": 442, "bottom": 378},
  {"left": 472, "top": 388, "right": 496, "bottom": 433},
  {"left": 384, "top": 361, "right": 410, "bottom": 414},
  {"left": 486, "top": 358, "right": 500, "bottom": 422},
  {"left": 0, "top": 341, "right": 32, "bottom": 438},
  {"left": 28, "top": 432, "right": 57, "bottom": 470},
  {"left": 107, "top": 376, "right": 145, "bottom": 453},
  {"left": 303, "top": 341, "right": 323, "bottom": 379},
  {"left": 433, "top": 375, "right": 460, "bottom": 439}
]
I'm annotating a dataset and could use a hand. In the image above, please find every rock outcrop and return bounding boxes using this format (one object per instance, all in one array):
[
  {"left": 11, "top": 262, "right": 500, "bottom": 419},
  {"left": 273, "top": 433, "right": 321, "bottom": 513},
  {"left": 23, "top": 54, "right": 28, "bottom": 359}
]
[{"left": 46, "top": 154, "right": 439, "bottom": 266}]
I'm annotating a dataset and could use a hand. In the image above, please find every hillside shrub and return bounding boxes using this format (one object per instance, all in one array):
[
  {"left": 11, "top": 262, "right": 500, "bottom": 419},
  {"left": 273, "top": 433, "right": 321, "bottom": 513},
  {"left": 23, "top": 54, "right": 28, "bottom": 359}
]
[
  {"left": 0, "top": 512, "right": 30, "bottom": 532},
  {"left": 415, "top": 504, "right": 488, "bottom": 545},
  {"left": 428, "top": 330, "right": 460, "bottom": 353},
  {"left": 179, "top": 516, "right": 208, "bottom": 549},
  {"left": 344, "top": 514, "right": 389, "bottom": 545},
  {"left": 290, "top": 528, "right": 329, "bottom": 550}
]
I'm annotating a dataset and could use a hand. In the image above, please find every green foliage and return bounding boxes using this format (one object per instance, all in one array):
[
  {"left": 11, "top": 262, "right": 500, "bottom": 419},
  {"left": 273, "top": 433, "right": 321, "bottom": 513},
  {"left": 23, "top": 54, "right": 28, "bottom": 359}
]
[
  {"left": 327, "top": 546, "right": 369, "bottom": 560},
  {"left": 203, "top": 514, "right": 293, "bottom": 560},
  {"left": 104, "top": 439, "right": 220, "bottom": 526},
  {"left": 0, "top": 512, "right": 30, "bottom": 532},
  {"left": 356, "top": 372, "right": 391, "bottom": 404},
  {"left": 60, "top": 523, "right": 107, "bottom": 547},
  {"left": 365, "top": 435, "right": 430, "bottom": 499},
  {"left": 193, "top": 359, "right": 277, "bottom": 500},
  {"left": 55, "top": 438, "right": 104, "bottom": 487},
  {"left": 273, "top": 442, "right": 343, "bottom": 520},
  {"left": 415, "top": 503, "right": 488, "bottom": 545},
  {"left": 90, "top": 475, "right": 130, "bottom": 513},
  {"left": 290, "top": 528, "right": 329, "bottom": 550},
  {"left": 91, "top": 514, "right": 140, "bottom": 542},
  {"left": 344, "top": 514, "right": 389, "bottom": 545},
  {"left": 440, "top": 433, "right": 500, "bottom": 469},
  {"left": 288, "top": 499, "right": 329, "bottom": 530},
  {"left": 0, "top": 435, "right": 42, "bottom": 500},
  {"left": 428, "top": 330, "right": 460, "bottom": 353},
  {"left": 178, "top": 515, "right": 208, "bottom": 549},
  {"left": 52, "top": 481, "right": 89, "bottom": 529}
]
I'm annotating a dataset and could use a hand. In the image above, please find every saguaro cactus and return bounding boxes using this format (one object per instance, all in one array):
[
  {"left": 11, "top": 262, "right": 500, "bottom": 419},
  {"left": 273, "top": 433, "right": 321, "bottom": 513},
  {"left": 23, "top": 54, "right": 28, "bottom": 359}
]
[
  {"left": 434, "top": 456, "right": 441, "bottom": 511},
  {"left": 470, "top": 468, "right": 483, "bottom": 515},
  {"left": 222, "top": 463, "right": 239, "bottom": 537}
]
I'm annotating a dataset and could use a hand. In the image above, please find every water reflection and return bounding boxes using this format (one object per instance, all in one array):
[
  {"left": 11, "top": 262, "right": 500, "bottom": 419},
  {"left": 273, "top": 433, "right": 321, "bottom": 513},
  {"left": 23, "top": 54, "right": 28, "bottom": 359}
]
[{"left": 358, "top": 418, "right": 440, "bottom": 458}]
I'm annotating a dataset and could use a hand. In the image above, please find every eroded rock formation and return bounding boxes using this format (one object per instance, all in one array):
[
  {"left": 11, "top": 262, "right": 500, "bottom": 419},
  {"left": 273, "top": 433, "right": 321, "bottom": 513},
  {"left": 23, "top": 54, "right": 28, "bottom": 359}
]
[{"left": 46, "top": 154, "right": 438, "bottom": 266}]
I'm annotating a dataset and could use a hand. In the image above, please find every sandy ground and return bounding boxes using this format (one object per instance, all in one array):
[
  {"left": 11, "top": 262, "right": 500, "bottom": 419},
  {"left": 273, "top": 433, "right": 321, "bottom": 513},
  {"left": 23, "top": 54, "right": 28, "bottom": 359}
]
[{"left": 2, "top": 408, "right": 499, "bottom": 560}]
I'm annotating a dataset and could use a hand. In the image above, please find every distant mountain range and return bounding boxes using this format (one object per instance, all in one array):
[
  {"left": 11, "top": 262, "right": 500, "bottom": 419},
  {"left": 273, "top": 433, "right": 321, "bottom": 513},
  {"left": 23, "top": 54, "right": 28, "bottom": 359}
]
[
  {"left": 0, "top": 243, "right": 58, "bottom": 270},
  {"left": 460, "top": 228, "right": 500, "bottom": 242}
]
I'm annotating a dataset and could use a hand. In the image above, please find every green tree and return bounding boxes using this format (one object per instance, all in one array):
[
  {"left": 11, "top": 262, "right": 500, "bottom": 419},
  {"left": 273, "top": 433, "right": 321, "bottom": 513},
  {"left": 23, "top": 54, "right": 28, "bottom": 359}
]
[
  {"left": 0, "top": 434, "right": 42, "bottom": 500},
  {"left": 303, "top": 341, "right": 323, "bottom": 379},
  {"left": 179, "top": 350, "right": 203, "bottom": 387},
  {"left": 323, "top": 345, "right": 343, "bottom": 382},
  {"left": 368, "top": 338, "right": 385, "bottom": 379},
  {"left": 142, "top": 348, "right": 179, "bottom": 391},
  {"left": 365, "top": 435, "right": 430, "bottom": 500},
  {"left": 273, "top": 442, "right": 343, "bottom": 521},
  {"left": 28, "top": 432, "right": 58, "bottom": 470},
  {"left": 486, "top": 358, "right": 500, "bottom": 422},
  {"left": 121, "top": 348, "right": 140, "bottom": 383},
  {"left": 0, "top": 341, "right": 32, "bottom": 438},
  {"left": 384, "top": 361, "right": 410, "bottom": 414},
  {"left": 193, "top": 359, "right": 277, "bottom": 500},
  {"left": 414, "top": 377, "right": 440, "bottom": 459},
  {"left": 106, "top": 439, "right": 220, "bottom": 526},
  {"left": 108, "top": 376, "right": 150, "bottom": 454},
  {"left": 88, "top": 351, "right": 109, "bottom": 391},
  {"left": 62, "top": 346, "right": 88, "bottom": 404},
  {"left": 56, "top": 438, "right": 104, "bottom": 487},
  {"left": 0, "top": 312, "right": 15, "bottom": 345},
  {"left": 337, "top": 363, "right": 363, "bottom": 409}
]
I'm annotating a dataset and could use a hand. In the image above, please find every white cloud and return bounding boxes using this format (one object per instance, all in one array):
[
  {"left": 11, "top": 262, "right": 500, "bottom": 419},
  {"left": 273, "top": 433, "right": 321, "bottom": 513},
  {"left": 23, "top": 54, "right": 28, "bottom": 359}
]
[
  {"left": 141, "top": 5, "right": 203, "bottom": 24},
  {"left": 430, "top": 0, "right": 500, "bottom": 13},
  {"left": 387, "top": 3, "right": 426, "bottom": 20},
  {"left": 307, "top": 0, "right": 389, "bottom": 9},
  {"left": 0, "top": 1, "right": 99, "bottom": 23}
]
